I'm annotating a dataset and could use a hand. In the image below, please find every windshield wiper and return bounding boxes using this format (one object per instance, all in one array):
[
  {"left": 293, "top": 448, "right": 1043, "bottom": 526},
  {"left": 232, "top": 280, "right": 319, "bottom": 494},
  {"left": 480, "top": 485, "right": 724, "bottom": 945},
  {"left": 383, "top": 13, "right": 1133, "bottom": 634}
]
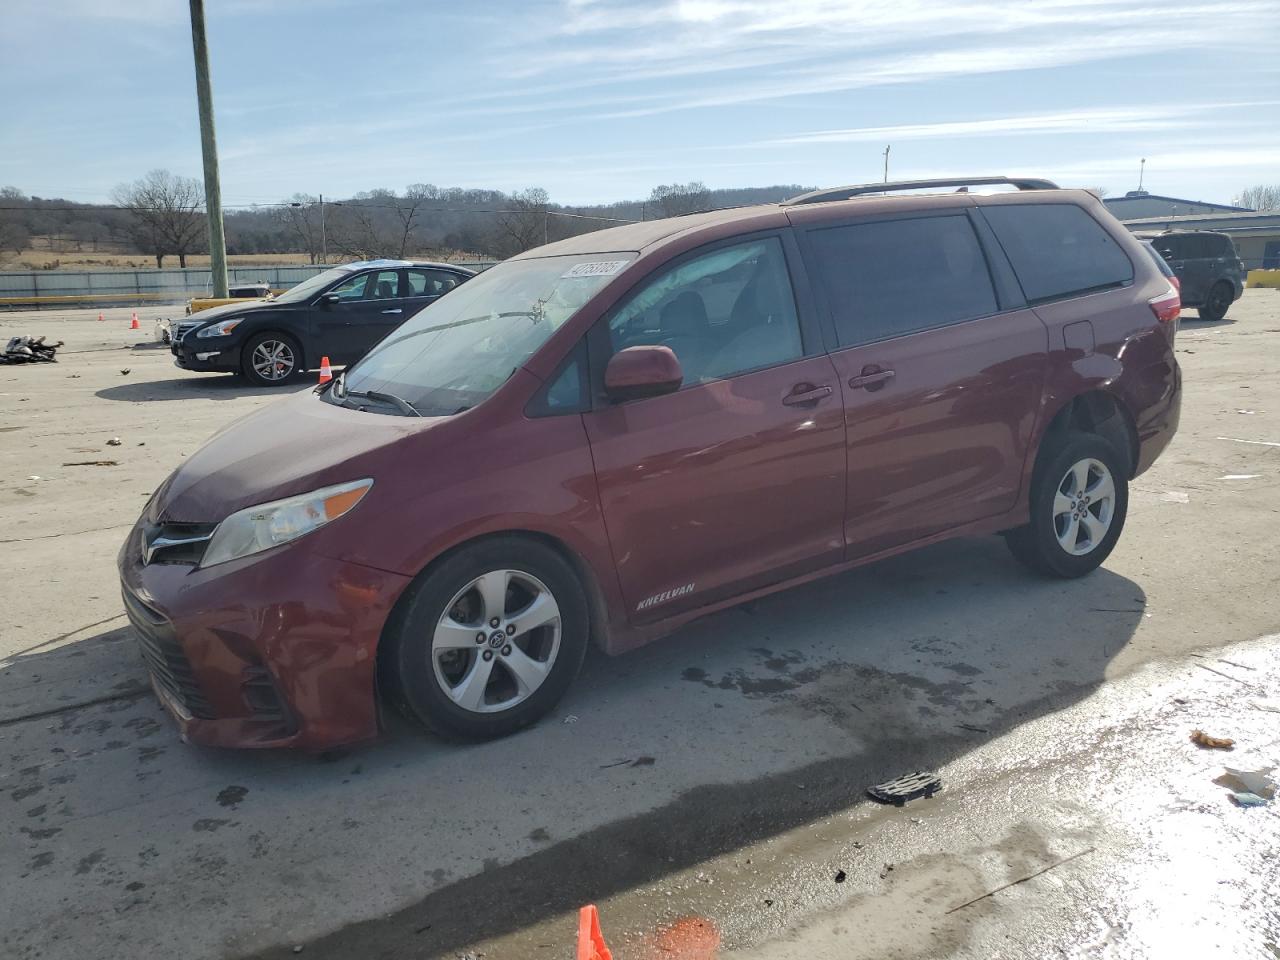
[{"left": 342, "top": 388, "right": 422, "bottom": 417}]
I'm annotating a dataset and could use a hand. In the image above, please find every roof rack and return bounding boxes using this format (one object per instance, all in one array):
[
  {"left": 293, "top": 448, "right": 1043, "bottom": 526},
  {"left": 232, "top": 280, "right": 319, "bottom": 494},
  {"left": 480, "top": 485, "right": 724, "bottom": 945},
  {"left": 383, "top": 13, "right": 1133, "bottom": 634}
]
[{"left": 783, "top": 177, "right": 1060, "bottom": 206}]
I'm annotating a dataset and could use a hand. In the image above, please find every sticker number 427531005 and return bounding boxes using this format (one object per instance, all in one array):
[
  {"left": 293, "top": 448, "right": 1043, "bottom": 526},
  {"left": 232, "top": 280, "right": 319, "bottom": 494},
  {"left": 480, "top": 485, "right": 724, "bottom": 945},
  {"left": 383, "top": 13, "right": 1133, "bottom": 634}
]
[{"left": 561, "top": 260, "right": 629, "bottom": 279}]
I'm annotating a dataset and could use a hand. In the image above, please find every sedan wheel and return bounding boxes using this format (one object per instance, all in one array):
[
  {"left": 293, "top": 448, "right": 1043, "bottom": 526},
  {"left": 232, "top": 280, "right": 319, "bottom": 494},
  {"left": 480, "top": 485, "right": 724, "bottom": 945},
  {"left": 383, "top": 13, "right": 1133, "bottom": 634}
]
[{"left": 251, "top": 339, "right": 296, "bottom": 381}]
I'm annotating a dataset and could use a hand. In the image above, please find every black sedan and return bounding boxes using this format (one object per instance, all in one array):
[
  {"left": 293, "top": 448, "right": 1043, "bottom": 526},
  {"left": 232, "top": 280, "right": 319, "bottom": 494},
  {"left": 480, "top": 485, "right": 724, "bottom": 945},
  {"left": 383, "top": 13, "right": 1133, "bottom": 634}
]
[{"left": 171, "top": 259, "right": 475, "bottom": 385}]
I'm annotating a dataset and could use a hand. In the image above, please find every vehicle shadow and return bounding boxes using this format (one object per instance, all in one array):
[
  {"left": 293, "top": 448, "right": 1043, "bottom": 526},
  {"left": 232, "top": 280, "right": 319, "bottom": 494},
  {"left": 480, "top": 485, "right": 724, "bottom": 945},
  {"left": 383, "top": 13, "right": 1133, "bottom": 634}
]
[
  {"left": 2, "top": 536, "right": 1145, "bottom": 960},
  {"left": 94, "top": 375, "right": 315, "bottom": 403}
]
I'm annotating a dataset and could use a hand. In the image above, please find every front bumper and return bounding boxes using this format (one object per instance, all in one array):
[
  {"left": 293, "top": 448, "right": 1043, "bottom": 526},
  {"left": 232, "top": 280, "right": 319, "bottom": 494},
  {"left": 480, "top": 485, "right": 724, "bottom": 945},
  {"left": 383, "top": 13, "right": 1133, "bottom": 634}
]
[
  {"left": 119, "top": 523, "right": 411, "bottom": 749},
  {"left": 171, "top": 337, "right": 241, "bottom": 372}
]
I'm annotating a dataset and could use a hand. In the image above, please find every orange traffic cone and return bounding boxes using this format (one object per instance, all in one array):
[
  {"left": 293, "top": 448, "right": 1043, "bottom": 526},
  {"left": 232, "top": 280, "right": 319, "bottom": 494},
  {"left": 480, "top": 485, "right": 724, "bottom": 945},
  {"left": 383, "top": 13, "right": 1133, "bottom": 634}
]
[
  {"left": 129, "top": 312, "right": 140, "bottom": 330},
  {"left": 318, "top": 356, "right": 333, "bottom": 384},
  {"left": 97, "top": 312, "right": 104, "bottom": 322},
  {"left": 577, "top": 905, "right": 612, "bottom": 960}
]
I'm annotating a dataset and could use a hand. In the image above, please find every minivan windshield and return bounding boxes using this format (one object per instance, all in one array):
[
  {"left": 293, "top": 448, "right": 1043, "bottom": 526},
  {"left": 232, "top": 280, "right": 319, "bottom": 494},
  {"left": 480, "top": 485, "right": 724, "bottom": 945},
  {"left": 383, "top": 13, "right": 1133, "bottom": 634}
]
[
  {"left": 325, "top": 254, "right": 634, "bottom": 416},
  {"left": 273, "top": 267, "right": 353, "bottom": 304}
]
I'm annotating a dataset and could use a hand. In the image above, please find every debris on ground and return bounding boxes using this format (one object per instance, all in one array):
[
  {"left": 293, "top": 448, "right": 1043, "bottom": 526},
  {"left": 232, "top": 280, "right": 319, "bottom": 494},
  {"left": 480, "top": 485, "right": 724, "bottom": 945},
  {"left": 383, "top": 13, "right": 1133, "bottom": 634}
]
[
  {"left": 2, "top": 336, "right": 64, "bottom": 364},
  {"left": 562, "top": 715, "right": 579, "bottom": 724},
  {"left": 879, "top": 863, "right": 894, "bottom": 880},
  {"left": 62, "top": 460, "right": 119, "bottom": 467},
  {"left": 834, "top": 870, "right": 846, "bottom": 883},
  {"left": 867, "top": 771, "right": 942, "bottom": 806},
  {"left": 1213, "top": 766, "right": 1275, "bottom": 807},
  {"left": 120, "top": 368, "right": 131, "bottom": 375},
  {"left": 106, "top": 437, "right": 122, "bottom": 446},
  {"left": 1190, "top": 729, "right": 1235, "bottom": 750}
]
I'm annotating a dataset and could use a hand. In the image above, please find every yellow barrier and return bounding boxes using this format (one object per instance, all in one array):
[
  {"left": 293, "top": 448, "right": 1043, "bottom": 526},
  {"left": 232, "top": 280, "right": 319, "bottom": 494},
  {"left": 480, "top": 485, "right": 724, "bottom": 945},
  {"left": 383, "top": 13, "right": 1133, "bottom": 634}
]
[
  {"left": 0, "top": 289, "right": 288, "bottom": 307},
  {"left": 1247, "top": 269, "right": 1280, "bottom": 289}
]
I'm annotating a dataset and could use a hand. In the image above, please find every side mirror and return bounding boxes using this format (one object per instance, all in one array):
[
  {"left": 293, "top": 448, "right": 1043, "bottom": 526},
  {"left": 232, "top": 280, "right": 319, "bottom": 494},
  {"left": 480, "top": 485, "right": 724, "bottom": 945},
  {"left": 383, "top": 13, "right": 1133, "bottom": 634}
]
[
  {"left": 320, "top": 292, "right": 342, "bottom": 306},
  {"left": 604, "top": 345, "right": 683, "bottom": 403}
]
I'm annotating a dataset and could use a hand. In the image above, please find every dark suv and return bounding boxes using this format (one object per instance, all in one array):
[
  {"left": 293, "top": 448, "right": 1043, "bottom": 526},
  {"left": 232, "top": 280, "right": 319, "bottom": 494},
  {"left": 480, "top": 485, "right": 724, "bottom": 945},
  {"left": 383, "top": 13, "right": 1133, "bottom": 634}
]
[
  {"left": 1140, "top": 230, "right": 1244, "bottom": 321},
  {"left": 171, "top": 259, "right": 475, "bottom": 385},
  {"left": 121, "top": 177, "right": 1181, "bottom": 749}
]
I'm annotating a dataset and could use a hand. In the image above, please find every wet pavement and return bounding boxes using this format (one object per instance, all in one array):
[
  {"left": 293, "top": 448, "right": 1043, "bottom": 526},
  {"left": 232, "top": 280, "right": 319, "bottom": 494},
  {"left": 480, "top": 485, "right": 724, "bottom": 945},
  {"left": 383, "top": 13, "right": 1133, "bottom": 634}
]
[{"left": 2, "top": 297, "right": 1279, "bottom": 959}]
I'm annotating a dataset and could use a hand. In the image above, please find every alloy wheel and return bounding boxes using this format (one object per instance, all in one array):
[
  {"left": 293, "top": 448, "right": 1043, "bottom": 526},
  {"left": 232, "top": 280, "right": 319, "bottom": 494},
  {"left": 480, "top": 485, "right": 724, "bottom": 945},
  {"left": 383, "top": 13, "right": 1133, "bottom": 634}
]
[
  {"left": 430, "top": 569, "right": 562, "bottom": 713},
  {"left": 1053, "top": 458, "right": 1115, "bottom": 556},
  {"left": 251, "top": 340, "right": 296, "bottom": 381}
]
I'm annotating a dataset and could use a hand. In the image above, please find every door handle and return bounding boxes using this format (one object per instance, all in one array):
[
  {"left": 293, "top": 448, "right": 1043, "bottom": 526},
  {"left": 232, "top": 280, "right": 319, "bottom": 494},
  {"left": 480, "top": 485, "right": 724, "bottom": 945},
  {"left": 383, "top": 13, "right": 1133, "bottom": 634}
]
[
  {"left": 782, "top": 384, "right": 833, "bottom": 406},
  {"left": 848, "top": 368, "right": 895, "bottom": 390},
  {"left": 380, "top": 308, "right": 403, "bottom": 315}
]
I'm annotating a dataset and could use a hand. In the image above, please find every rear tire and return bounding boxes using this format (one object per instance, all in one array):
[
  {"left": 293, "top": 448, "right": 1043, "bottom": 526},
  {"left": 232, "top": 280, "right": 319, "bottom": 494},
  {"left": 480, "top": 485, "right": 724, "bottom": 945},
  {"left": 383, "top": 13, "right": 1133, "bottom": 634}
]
[
  {"left": 1197, "top": 281, "right": 1232, "bottom": 322},
  {"left": 241, "top": 332, "right": 302, "bottom": 386},
  {"left": 384, "top": 538, "right": 589, "bottom": 740},
  {"left": 1004, "top": 433, "right": 1128, "bottom": 578}
]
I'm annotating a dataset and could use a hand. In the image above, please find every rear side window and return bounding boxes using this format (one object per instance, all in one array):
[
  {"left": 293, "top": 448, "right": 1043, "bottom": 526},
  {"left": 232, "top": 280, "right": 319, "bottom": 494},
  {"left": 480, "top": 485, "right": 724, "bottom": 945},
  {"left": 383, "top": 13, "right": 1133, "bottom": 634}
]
[
  {"left": 1204, "top": 234, "right": 1234, "bottom": 257},
  {"left": 984, "top": 204, "right": 1133, "bottom": 303},
  {"left": 406, "top": 269, "right": 462, "bottom": 297},
  {"left": 806, "top": 214, "right": 999, "bottom": 348}
]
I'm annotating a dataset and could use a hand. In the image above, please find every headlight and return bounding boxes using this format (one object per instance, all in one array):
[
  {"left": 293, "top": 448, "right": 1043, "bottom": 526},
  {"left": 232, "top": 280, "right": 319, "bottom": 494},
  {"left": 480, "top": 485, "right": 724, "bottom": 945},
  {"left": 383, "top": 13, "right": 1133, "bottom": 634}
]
[
  {"left": 197, "top": 317, "right": 245, "bottom": 338},
  {"left": 201, "top": 479, "right": 373, "bottom": 568}
]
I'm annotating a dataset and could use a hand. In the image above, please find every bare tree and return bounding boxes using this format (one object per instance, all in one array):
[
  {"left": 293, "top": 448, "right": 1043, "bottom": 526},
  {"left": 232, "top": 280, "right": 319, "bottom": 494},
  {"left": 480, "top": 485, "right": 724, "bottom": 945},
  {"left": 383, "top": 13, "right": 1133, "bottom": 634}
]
[
  {"left": 111, "top": 170, "right": 206, "bottom": 267},
  {"left": 391, "top": 184, "right": 438, "bottom": 259},
  {"left": 277, "top": 194, "right": 323, "bottom": 264},
  {"left": 0, "top": 187, "right": 30, "bottom": 263},
  {"left": 494, "top": 187, "right": 550, "bottom": 256},
  {"left": 1233, "top": 184, "right": 1280, "bottom": 211},
  {"left": 327, "top": 198, "right": 389, "bottom": 261},
  {"left": 648, "top": 181, "right": 711, "bottom": 218}
]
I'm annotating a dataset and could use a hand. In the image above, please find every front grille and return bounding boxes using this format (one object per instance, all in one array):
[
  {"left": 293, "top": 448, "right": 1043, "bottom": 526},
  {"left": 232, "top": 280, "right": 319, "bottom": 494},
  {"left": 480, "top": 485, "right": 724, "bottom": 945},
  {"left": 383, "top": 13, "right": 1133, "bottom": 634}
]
[
  {"left": 122, "top": 588, "right": 216, "bottom": 720},
  {"left": 173, "top": 320, "right": 202, "bottom": 342},
  {"left": 142, "top": 521, "right": 216, "bottom": 566}
]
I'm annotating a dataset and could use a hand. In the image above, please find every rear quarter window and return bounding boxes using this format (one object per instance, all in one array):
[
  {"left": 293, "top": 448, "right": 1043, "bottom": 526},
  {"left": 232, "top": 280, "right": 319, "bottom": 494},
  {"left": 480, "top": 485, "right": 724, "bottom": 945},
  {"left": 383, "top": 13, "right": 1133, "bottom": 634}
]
[{"left": 983, "top": 204, "right": 1133, "bottom": 304}]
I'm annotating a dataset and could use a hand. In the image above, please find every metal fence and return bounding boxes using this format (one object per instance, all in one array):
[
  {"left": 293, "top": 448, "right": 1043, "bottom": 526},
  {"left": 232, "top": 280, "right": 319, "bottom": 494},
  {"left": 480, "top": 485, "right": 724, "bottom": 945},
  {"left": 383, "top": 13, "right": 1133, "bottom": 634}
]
[{"left": 0, "top": 262, "right": 497, "bottom": 305}]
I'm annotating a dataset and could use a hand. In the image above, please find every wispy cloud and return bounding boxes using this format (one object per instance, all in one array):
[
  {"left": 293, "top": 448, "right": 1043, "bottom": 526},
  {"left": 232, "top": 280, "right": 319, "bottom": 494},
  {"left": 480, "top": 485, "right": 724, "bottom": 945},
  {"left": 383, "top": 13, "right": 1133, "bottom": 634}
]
[{"left": 758, "top": 103, "right": 1272, "bottom": 146}]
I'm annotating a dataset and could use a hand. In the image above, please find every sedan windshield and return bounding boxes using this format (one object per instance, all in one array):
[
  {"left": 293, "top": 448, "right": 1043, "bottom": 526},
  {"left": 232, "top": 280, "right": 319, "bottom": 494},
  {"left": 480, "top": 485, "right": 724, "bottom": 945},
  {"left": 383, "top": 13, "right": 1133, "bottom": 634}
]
[
  {"left": 326, "top": 254, "right": 634, "bottom": 416},
  {"left": 273, "top": 267, "right": 354, "bottom": 304}
]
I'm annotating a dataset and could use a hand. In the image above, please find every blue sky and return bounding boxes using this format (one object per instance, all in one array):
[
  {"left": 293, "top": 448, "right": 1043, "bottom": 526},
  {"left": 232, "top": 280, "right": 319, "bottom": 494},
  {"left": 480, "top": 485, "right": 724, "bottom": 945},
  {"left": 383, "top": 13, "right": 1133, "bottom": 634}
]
[{"left": 2, "top": 0, "right": 1278, "bottom": 207}]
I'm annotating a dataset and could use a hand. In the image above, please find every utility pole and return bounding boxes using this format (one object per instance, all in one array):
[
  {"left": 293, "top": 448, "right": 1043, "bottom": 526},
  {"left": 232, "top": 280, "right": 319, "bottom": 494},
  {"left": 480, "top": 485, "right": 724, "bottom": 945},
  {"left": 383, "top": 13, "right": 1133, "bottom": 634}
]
[
  {"left": 1138, "top": 158, "right": 1146, "bottom": 192},
  {"left": 883, "top": 144, "right": 891, "bottom": 183},
  {"left": 319, "top": 194, "right": 326, "bottom": 264},
  {"left": 188, "top": 0, "right": 227, "bottom": 297}
]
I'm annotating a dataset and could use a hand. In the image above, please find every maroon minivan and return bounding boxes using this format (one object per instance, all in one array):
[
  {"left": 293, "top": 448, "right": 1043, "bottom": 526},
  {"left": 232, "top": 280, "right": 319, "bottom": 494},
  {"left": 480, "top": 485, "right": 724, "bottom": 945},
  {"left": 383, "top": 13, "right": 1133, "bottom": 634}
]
[{"left": 118, "top": 177, "right": 1181, "bottom": 748}]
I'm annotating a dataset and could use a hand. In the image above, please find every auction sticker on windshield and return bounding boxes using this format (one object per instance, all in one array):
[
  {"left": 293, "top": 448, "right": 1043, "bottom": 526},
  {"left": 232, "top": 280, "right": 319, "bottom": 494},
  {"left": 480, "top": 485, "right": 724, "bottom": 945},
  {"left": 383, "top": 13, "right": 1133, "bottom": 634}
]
[{"left": 562, "top": 260, "right": 629, "bottom": 279}]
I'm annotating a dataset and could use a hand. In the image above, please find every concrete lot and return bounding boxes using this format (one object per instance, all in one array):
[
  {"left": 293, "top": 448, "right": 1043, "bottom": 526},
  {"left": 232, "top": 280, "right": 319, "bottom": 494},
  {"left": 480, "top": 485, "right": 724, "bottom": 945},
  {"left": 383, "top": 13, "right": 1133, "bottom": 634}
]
[{"left": 1, "top": 295, "right": 1278, "bottom": 959}]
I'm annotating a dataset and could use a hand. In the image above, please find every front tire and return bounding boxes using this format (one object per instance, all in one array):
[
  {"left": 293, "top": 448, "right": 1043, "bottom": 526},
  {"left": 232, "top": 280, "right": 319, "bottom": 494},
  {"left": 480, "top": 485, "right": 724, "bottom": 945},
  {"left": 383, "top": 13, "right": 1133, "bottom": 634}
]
[
  {"left": 1197, "top": 281, "right": 1232, "bottom": 322},
  {"left": 385, "top": 538, "right": 589, "bottom": 740},
  {"left": 1004, "top": 433, "right": 1128, "bottom": 578},
  {"left": 241, "top": 332, "right": 302, "bottom": 386}
]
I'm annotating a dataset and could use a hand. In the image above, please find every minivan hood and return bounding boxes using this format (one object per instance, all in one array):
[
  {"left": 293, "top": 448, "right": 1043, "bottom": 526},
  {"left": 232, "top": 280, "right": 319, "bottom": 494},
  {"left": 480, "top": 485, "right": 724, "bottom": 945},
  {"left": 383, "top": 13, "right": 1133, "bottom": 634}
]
[{"left": 156, "top": 392, "right": 428, "bottom": 521}]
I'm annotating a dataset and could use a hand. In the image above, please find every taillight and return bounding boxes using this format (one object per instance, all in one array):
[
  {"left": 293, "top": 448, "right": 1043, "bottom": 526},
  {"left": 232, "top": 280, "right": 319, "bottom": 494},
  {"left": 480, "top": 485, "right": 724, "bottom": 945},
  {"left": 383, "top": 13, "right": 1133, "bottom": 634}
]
[{"left": 1148, "top": 285, "right": 1181, "bottom": 323}]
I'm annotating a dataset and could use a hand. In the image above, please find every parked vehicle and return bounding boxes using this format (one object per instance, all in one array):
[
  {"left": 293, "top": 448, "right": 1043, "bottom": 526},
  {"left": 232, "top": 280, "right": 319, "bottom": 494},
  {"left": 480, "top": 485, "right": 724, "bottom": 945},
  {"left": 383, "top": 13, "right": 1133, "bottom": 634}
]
[
  {"left": 1140, "top": 240, "right": 1180, "bottom": 292},
  {"left": 1138, "top": 230, "right": 1244, "bottom": 321},
  {"left": 186, "top": 283, "right": 275, "bottom": 316},
  {"left": 120, "top": 177, "right": 1181, "bottom": 749},
  {"left": 170, "top": 259, "right": 475, "bottom": 385}
]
